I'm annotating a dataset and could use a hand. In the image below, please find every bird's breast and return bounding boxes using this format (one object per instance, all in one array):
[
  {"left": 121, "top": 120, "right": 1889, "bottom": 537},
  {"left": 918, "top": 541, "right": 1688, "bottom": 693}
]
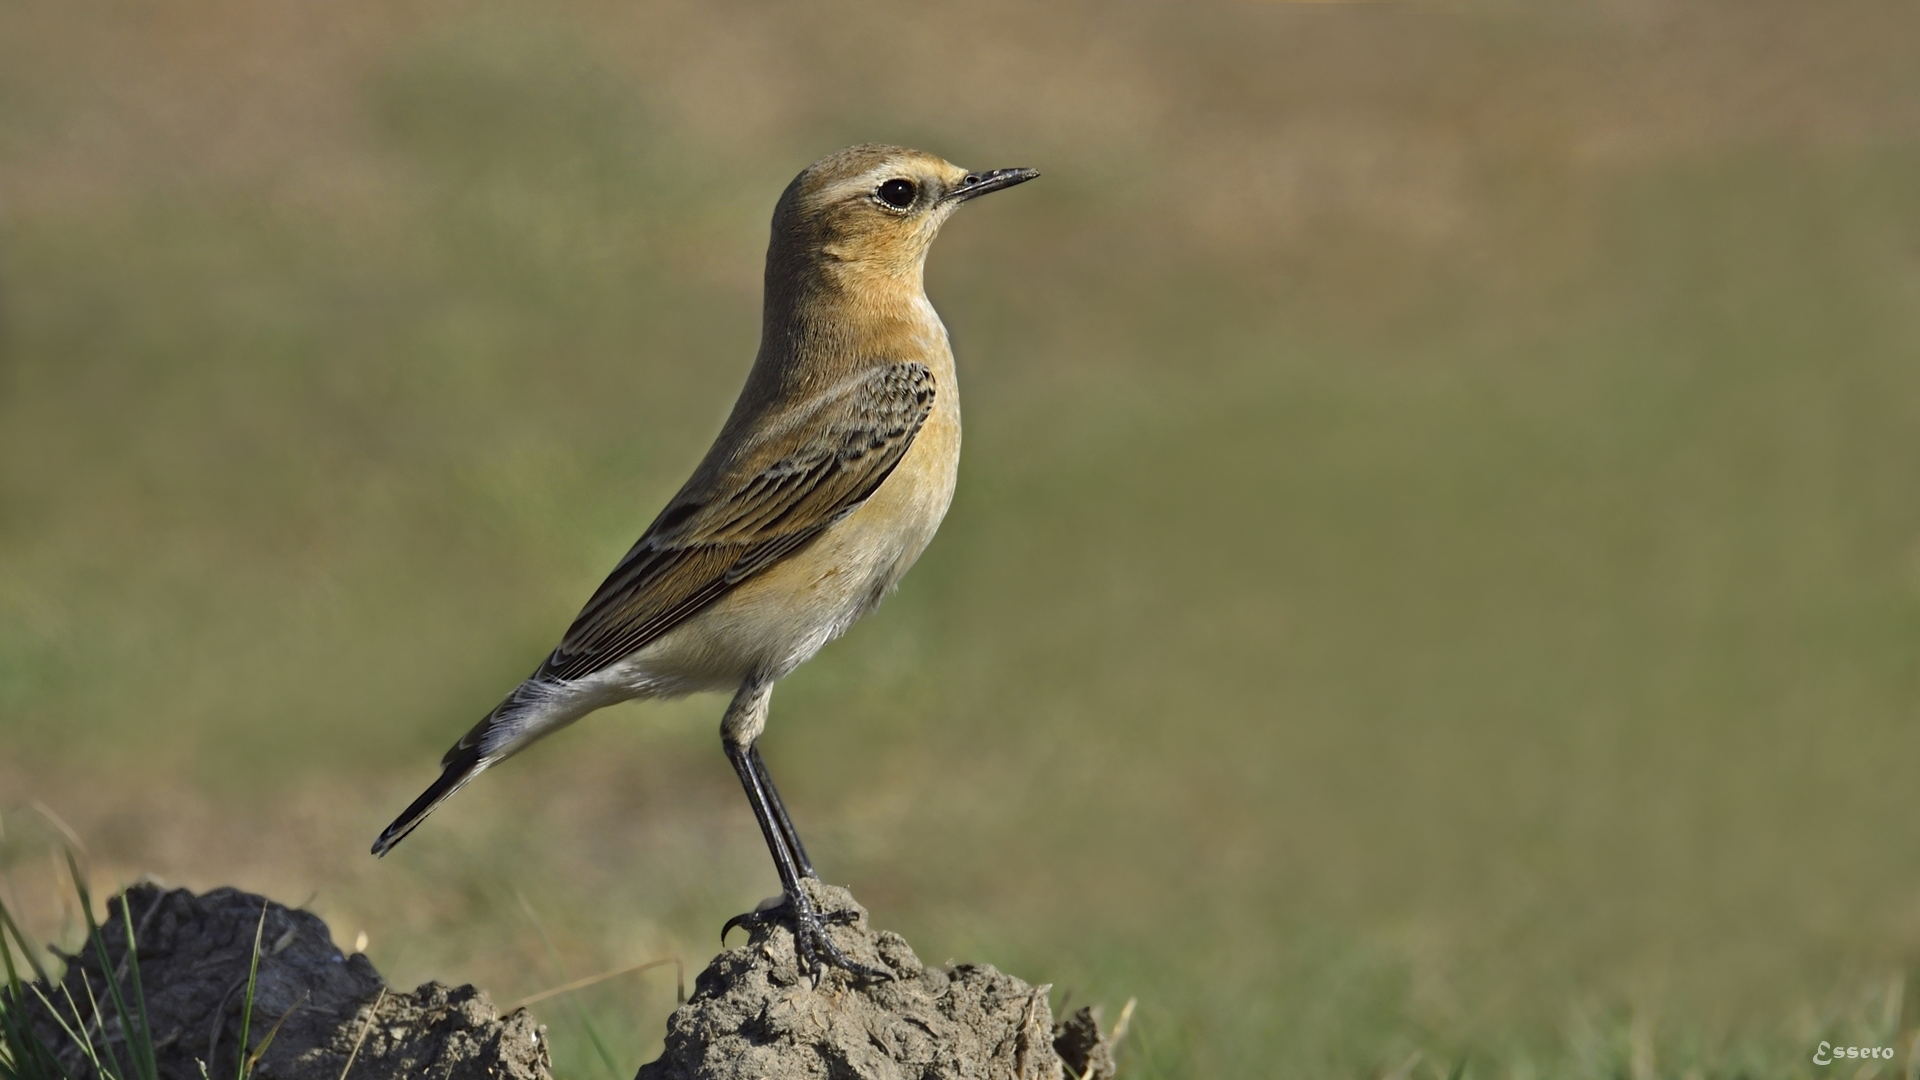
[
  {"left": 739, "top": 348, "right": 961, "bottom": 644},
  {"left": 785, "top": 291, "right": 962, "bottom": 613}
]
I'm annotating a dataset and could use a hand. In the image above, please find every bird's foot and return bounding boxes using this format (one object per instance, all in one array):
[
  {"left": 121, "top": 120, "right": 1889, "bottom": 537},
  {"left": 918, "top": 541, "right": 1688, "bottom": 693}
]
[
  {"left": 720, "top": 900, "right": 857, "bottom": 940},
  {"left": 721, "top": 890, "right": 890, "bottom": 985}
]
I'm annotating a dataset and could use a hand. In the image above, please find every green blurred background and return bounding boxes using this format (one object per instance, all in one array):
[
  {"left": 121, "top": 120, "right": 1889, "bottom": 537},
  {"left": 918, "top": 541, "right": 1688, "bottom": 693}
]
[{"left": 4, "top": 0, "right": 1920, "bottom": 1075}]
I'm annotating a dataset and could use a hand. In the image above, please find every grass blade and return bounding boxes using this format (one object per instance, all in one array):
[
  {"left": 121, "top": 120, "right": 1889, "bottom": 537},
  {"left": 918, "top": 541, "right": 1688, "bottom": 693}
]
[
  {"left": 506, "top": 956, "right": 682, "bottom": 1010},
  {"left": 65, "top": 856, "right": 139, "bottom": 1080},
  {"left": 29, "top": 982, "right": 101, "bottom": 1080},
  {"left": 243, "top": 990, "right": 308, "bottom": 1077},
  {"left": 0, "top": 898, "right": 49, "bottom": 989},
  {"left": 1, "top": 897, "right": 68, "bottom": 1080},
  {"left": 78, "top": 972, "right": 126, "bottom": 1080},
  {"left": 516, "top": 893, "right": 620, "bottom": 1079},
  {"left": 235, "top": 901, "right": 267, "bottom": 1080},
  {"left": 113, "top": 894, "right": 157, "bottom": 1080},
  {"left": 571, "top": 1010, "right": 619, "bottom": 1080},
  {"left": 334, "top": 987, "right": 385, "bottom": 1080}
]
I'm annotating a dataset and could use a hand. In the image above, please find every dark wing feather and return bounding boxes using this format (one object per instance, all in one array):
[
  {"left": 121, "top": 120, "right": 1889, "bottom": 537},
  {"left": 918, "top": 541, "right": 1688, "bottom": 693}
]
[{"left": 536, "top": 362, "right": 935, "bottom": 682}]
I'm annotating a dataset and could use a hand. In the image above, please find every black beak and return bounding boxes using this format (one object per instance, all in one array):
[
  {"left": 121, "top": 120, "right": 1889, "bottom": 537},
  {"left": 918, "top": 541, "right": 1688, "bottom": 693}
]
[{"left": 946, "top": 167, "right": 1040, "bottom": 203}]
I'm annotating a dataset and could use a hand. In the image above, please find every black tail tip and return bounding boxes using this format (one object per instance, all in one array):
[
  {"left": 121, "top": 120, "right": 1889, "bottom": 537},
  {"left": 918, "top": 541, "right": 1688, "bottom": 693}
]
[
  {"left": 370, "top": 814, "right": 422, "bottom": 857},
  {"left": 370, "top": 751, "right": 487, "bottom": 858}
]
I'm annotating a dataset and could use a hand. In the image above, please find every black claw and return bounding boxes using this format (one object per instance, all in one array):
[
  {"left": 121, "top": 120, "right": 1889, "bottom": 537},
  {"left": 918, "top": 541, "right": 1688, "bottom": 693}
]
[
  {"left": 720, "top": 900, "right": 806, "bottom": 943},
  {"left": 720, "top": 910, "right": 757, "bottom": 943},
  {"left": 720, "top": 893, "right": 891, "bottom": 984}
]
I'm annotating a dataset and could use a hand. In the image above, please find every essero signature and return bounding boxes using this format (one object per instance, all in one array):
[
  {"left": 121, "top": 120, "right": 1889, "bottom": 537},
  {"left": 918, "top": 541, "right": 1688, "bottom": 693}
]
[{"left": 1814, "top": 1041, "right": 1895, "bottom": 1065}]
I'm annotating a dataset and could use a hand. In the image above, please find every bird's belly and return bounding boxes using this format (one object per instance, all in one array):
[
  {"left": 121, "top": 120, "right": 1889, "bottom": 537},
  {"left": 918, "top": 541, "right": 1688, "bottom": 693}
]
[{"left": 602, "top": 405, "right": 960, "bottom": 695}]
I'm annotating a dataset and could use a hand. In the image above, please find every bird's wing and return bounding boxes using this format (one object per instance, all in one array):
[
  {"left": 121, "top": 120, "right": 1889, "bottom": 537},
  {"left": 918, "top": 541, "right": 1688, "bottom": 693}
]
[{"left": 537, "top": 361, "right": 936, "bottom": 683}]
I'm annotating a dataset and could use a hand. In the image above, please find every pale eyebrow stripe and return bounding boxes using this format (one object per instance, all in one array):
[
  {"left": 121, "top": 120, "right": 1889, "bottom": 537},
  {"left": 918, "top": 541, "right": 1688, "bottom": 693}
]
[{"left": 811, "top": 168, "right": 895, "bottom": 205}]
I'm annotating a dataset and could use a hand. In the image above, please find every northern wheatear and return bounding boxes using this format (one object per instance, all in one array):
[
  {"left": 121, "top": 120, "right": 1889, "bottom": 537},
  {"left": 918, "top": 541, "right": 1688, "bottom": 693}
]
[{"left": 373, "top": 145, "right": 1037, "bottom": 978}]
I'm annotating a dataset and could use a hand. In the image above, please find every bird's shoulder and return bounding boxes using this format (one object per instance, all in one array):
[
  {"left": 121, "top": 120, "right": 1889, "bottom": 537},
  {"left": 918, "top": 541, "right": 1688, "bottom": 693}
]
[{"left": 694, "top": 361, "right": 937, "bottom": 501}]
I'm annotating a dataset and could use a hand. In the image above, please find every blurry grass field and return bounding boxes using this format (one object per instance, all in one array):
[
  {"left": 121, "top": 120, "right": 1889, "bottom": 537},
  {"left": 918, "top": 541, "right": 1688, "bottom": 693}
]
[{"left": 5, "top": 0, "right": 1920, "bottom": 1075}]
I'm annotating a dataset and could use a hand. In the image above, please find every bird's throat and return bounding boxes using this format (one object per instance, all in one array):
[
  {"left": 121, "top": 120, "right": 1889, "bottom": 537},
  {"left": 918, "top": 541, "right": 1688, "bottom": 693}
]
[{"left": 758, "top": 267, "right": 941, "bottom": 388}]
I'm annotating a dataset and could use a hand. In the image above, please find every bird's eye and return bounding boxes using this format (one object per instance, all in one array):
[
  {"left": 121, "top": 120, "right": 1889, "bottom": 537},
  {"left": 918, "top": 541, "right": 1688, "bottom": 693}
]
[{"left": 877, "top": 178, "right": 918, "bottom": 210}]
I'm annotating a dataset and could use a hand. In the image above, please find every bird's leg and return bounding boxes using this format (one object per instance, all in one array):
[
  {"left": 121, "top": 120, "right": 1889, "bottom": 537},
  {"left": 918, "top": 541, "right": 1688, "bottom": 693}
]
[
  {"left": 722, "top": 738, "right": 885, "bottom": 982},
  {"left": 716, "top": 680, "right": 884, "bottom": 982},
  {"left": 744, "top": 744, "right": 852, "bottom": 930},
  {"left": 750, "top": 743, "right": 815, "bottom": 879}
]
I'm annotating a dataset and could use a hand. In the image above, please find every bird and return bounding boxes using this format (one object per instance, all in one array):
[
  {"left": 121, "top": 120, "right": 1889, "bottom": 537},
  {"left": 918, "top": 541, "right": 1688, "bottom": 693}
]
[{"left": 371, "top": 144, "right": 1037, "bottom": 979}]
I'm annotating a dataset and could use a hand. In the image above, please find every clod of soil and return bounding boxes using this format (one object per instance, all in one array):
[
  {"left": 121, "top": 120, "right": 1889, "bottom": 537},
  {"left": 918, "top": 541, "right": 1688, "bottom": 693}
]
[
  {"left": 21, "top": 884, "right": 551, "bottom": 1080},
  {"left": 636, "top": 880, "right": 1115, "bottom": 1080}
]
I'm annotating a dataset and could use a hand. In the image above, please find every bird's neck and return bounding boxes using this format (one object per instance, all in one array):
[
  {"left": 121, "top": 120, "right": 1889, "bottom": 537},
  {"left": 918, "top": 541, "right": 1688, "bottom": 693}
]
[{"left": 752, "top": 254, "right": 947, "bottom": 395}]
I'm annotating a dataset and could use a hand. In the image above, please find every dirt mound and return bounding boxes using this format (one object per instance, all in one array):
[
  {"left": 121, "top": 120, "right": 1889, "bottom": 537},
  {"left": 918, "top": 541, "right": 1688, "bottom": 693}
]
[
  {"left": 636, "top": 880, "right": 1114, "bottom": 1080},
  {"left": 16, "top": 882, "right": 1114, "bottom": 1080},
  {"left": 20, "top": 884, "right": 550, "bottom": 1080}
]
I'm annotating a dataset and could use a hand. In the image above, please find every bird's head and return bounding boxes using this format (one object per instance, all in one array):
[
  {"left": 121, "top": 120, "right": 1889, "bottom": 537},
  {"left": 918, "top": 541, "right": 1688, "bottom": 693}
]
[{"left": 768, "top": 144, "right": 1038, "bottom": 288}]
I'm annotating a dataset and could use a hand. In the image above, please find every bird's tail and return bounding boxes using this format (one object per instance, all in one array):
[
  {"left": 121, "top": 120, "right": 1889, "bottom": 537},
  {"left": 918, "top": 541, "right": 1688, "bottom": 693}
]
[
  {"left": 370, "top": 741, "right": 490, "bottom": 857},
  {"left": 371, "top": 678, "right": 588, "bottom": 856}
]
